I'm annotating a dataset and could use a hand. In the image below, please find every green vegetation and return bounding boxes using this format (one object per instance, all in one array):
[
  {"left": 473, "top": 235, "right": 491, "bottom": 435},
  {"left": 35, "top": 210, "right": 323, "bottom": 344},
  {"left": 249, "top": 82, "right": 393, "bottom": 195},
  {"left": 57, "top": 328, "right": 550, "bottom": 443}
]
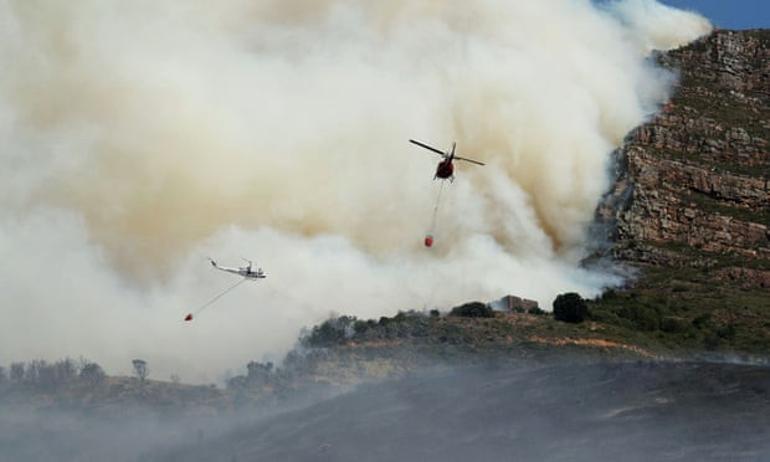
[
  {"left": 449, "top": 302, "right": 495, "bottom": 318},
  {"left": 528, "top": 306, "right": 547, "bottom": 316},
  {"left": 553, "top": 293, "right": 588, "bottom": 323},
  {"left": 301, "top": 315, "right": 359, "bottom": 347},
  {"left": 682, "top": 190, "right": 770, "bottom": 226},
  {"left": 589, "top": 246, "right": 770, "bottom": 353},
  {"left": 661, "top": 32, "right": 770, "bottom": 180},
  {"left": 295, "top": 299, "right": 678, "bottom": 365},
  {"left": 672, "top": 90, "right": 769, "bottom": 143},
  {"left": 299, "top": 253, "right": 768, "bottom": 360},
  {"left": 651, "top": 144, "right": 769, "bottom": 179}
]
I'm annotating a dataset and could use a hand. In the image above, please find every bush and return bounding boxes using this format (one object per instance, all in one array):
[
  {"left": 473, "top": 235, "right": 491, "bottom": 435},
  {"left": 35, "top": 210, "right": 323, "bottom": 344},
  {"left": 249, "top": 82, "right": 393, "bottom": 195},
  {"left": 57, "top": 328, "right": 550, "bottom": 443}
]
[
  {"left": 528, "top": 306, "right": 546, "bottom": 316},
  {"left": 692, "top": 313, "right": 712, "bottom": 329},
  {"left": 587, "top": 308, "right": 632, "bottom": 328},
  {"left": 449, "top": 302, "right": 495, "bottom": 318},
  {"left": 672, "top": 283, "right": 689, "bottom": 293},
  {"left": 303, "top": 316, "right": 357, "bottom": 347},
  {"left": 10, "top": 363, "right": 25, "bottom": 383},
  {"left": 79, "top": 362, "right": 106, "bottom": 386},
  {"left": 717, "top": 324, "right": 737, "bottom": 340},
  {"left": 353, "top": 320, "right": 371, "bottom": 334},
  {"left": 429, "top": 309, "right": 440, "bottom": 318},
  {"left": 660, "top": 317, "right": 688, "bottom": 334},
  {"left": 245, "top": 361, "right": 274, "bottom": 386},
  {"left": 704, "top": 331, "right": 721, "bottom": 350},
  {"left": 553, "top": 293, "right": 588, "bottom": 324},
  {"left": 622, "top": 306, "right": 661, "bottom": 332},
  {"left": 601, "top": 289, "right": 617, "bottom": 300}
]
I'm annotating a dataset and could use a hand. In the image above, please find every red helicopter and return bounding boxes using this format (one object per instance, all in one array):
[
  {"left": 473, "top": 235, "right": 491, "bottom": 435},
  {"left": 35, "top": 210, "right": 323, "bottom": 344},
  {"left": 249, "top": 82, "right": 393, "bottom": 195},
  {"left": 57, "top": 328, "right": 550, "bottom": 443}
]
[{"left": 409, "top": 139, "right": 485, "bottom": 181}]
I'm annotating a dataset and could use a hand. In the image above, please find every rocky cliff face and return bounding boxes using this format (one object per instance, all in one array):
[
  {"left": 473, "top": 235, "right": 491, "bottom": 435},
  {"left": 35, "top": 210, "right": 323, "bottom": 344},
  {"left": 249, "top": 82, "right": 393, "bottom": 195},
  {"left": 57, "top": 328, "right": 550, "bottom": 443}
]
[{"left": 598, "top": 30, "right": 770, "bottom": 287}]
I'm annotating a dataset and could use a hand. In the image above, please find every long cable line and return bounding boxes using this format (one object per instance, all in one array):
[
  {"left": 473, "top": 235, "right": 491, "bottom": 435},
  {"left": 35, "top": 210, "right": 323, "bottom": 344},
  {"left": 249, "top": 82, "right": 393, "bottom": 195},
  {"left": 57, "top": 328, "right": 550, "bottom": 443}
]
[
  {"left": 425, "top": 180, "right": 446, "bottom": 247},
  {"left": 186, "top": 278, "right": 247, "bottom": 320}
]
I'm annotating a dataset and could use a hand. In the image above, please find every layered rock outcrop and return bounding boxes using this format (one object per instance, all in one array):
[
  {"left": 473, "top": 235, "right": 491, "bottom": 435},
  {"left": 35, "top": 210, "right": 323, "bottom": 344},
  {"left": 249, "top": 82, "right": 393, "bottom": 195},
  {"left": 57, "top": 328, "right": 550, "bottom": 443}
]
[{"left": 598, "top": 30, "right": 769, "bottom": 271}]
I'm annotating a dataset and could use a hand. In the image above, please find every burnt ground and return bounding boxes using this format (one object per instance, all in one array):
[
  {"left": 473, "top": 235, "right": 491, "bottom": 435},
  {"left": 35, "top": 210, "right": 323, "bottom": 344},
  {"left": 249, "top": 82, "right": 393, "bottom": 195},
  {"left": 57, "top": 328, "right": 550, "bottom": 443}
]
[{"left": 154, "top": 361, "right": 770, "bottom": 462}]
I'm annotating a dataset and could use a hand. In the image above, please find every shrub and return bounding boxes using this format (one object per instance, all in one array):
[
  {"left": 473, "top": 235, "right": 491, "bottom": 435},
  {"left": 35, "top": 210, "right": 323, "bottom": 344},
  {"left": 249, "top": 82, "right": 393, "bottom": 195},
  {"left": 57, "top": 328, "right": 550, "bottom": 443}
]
[
  {"left": 449, "top": 302, "right": 495, "bottom": 318},
  {"left": 587, "top": 308, "right": 632, "bottom": 328},
  {"left": 429, "top": 309, "right": 440, "bottom": 318},
  {"left": 9, "top": 363, "right": 24, "bottom": 382},
  {"left": 717, "top": 324, "right": 737, "bottom": 340},
  {"left": 553, "top": 293, "right": 588, "bottom": 324},
  {"left": 660, "top": 317, "right": 688, "bottom": 334},
  {"left": 600, "top": 289, "right": 617, "bottom": 300},
  {"left": 393, "top": 311, "right": 409, "bottom": 322},
  {"left": 528, "top": 306, "right": 546, "bottom": 316},
  {"left": 79, "top": 362, "right": 106, "bottom": 386},
  {"left": 245, "top": 361, "right": 274, "bottom": 386},
  {"left": 672, "top": 283, "right": 689, "bottom": 293},
  {"left": 353, "top": 320, "right": 371, "bottom": 334},
  {"left": 692, "top": 313, "right": 713, "bottom": 329},
  {"left": 303, "top": 316, "right": 357, "bottom": 347},
  {"left": 703, "top": 331, "right": 721, "bottom": 350},
  {"left": 622, "top": 305, "right": 661, "bottom": 332}
]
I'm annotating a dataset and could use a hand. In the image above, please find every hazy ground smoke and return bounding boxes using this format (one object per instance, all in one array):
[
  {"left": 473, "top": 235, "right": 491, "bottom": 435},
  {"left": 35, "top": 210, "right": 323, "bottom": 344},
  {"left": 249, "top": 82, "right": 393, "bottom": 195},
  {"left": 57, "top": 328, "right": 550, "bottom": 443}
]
[
  {"left": 0, "top": 0, "right": 710, "bottom": 380},
  {"left": 3, "top": 361, "right": 769, "bottom": 461}
]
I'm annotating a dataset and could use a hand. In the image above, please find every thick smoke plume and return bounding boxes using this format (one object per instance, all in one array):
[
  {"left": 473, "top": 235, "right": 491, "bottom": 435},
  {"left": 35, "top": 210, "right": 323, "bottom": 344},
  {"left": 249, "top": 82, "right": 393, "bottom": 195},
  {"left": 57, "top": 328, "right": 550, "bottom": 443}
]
[{"left": 0, "top": 0, "right": 710, "bottom": 381}]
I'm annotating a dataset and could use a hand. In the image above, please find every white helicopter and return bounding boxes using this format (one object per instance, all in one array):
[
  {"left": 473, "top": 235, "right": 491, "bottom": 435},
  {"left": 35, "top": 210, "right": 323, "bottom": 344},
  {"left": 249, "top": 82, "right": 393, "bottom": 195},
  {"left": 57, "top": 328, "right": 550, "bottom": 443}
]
[{"left": 208, "top": 258, "right": 266, "bottom": 280}]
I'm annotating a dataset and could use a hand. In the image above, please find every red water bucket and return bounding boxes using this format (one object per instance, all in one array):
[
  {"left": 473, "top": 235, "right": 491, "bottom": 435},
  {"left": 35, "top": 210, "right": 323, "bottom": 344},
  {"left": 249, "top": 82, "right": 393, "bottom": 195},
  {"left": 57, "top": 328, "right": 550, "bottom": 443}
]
[{"left": 424, "top": 235, "right": 434, "bottom": 247}]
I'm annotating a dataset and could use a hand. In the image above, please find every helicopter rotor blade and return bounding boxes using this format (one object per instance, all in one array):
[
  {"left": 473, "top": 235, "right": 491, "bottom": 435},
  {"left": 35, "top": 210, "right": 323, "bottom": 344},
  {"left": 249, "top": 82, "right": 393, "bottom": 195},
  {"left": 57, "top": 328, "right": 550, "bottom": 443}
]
[
  {"left": 454, "top": 156, "right": 486, "bottom": 166},
  {"left": 409, "top": 139, "right": 447, "bottom": 157}
]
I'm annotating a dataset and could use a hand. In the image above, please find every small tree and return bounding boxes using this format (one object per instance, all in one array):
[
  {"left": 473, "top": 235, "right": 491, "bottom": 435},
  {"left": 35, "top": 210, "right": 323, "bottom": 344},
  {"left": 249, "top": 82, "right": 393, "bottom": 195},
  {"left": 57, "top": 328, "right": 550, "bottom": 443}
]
[
  {"left": 80, "top": 362, "right": 107, "bottom": 386},
  {"left": 10, "top": 362, "right": 24, "bottom": 383},
  {"left": 25, "top": 360, "right": 46, "bottom": 385},
  {"left": 41, "top": 359, "right": 77, "bottom": 389},
  {"left": 132, "top": 359, "right": 149, "bottom": 383},
  {"left": 553, "top": 293, "right": 588, "bottom": 324},
  {"left": 246, "top": 361, "right": 274, "bottom": 386}
]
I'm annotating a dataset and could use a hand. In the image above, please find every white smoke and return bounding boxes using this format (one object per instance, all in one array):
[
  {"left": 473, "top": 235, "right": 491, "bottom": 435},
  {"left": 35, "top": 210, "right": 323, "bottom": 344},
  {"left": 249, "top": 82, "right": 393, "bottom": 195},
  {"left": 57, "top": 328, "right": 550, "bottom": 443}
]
[
  {"left": 607, "top": 0, "right": 713, "bottom": 52},
  {"left": 0, "top": 0, "right": 710, "bottom": 381}
]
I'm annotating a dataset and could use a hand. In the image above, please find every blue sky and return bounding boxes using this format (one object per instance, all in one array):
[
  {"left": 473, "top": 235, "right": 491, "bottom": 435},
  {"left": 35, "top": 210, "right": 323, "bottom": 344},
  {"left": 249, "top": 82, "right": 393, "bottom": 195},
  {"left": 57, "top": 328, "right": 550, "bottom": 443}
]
[{"left": 660, "top": 0, "right": 770, "bottom": 29}]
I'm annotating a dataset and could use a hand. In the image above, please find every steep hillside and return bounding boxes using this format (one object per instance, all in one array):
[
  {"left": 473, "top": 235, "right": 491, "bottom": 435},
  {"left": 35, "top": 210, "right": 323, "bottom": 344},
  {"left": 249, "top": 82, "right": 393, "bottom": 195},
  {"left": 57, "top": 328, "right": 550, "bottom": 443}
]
[
  {"left": 593, "top": 30, "right": 770, "bottom": 352},
  {"left": 600, "top": 29, "right": 769, "bottom": 263}
]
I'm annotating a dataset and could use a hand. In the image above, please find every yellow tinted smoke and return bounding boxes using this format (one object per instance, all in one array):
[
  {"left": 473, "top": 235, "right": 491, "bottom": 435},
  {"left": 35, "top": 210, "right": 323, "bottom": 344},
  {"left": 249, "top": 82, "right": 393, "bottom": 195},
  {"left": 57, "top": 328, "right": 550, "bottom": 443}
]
[
  {"left": 1, "top": 0, "right": 709, "bottom": 276},
  {"left": 0, "top": 0, "right": 710, "bottom": 378}
]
